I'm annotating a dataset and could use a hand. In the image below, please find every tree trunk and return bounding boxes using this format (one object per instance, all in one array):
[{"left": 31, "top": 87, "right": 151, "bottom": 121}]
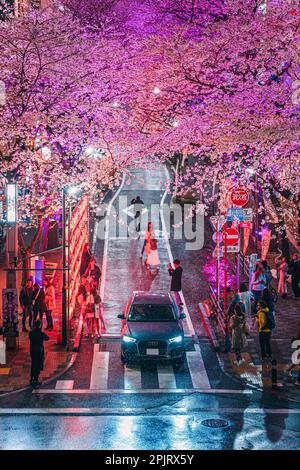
[
  {"left": 268, "top": 190, "right": 290, "bottom": 261},
  {"left": 18, "top": 217, "right": 45, "bottom": 284}
]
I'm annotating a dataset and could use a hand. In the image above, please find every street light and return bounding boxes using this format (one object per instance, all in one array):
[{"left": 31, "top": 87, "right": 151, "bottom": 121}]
[
  {"left": 246, "top": 168, "right": 259, "bottom": 253},
  {"left": 62, "top": 185, "right": 80, "bottom": 347},
  {"left": 6, "top": 182, "right": 18, "bottom": 289},
  {"left": 152, "top": 86, "right": 161, "bottom": 95}
]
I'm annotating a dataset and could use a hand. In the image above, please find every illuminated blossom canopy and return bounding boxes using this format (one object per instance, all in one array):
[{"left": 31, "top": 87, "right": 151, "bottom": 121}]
[{"left": 1, "top": 0, "right": 300, "bottom": 251}]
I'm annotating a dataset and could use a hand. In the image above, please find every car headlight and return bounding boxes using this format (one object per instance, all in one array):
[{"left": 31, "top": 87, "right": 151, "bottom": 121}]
[
  {"left": 169, "top": 335, "right": 183, "bottom": 344},
  {"left": 123, "top": 335, "right": 137, "bottom": 343}
]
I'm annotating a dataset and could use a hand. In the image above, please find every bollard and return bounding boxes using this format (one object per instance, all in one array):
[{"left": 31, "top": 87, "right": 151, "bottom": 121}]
[{"left": 271, "top": 359, "right": 277, "bottom": 389}]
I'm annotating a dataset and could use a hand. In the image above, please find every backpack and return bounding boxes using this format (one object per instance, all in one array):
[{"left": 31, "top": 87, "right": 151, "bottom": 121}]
[
  {"left": 265, "top": 269, "right": 273, "bottom": 284},
  {"left": 265, "top": 309, "right": 276, "bottom": 330}
]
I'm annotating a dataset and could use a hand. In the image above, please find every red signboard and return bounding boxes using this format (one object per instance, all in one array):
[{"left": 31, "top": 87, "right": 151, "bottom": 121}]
[
  {"left": 230, "top": 187, "right": 249, "bottom": 208},
  {"left": 222, "top": 227, "right": 239, "bottom": 246}
]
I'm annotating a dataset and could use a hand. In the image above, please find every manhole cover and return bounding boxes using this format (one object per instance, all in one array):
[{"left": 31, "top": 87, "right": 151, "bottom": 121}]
[{"left": 201, "top": 419, "right": 229, "bottom": 428}]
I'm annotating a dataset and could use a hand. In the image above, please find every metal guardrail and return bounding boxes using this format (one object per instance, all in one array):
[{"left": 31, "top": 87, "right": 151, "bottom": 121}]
[
  {"left": 240, "top": 254, "right": 250, "bottom": 278},
  {"left": 208, "top": 285, "right": 226, "bottom": 336}
]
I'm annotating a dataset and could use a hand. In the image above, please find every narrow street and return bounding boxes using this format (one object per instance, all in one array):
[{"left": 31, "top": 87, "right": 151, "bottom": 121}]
[{"left": 0, "top": 167, "right": 299, "bottom": 451}]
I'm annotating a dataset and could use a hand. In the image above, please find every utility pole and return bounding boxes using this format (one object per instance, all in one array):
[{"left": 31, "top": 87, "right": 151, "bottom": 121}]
[{"left": 62, "top": 188, "right": 68, "bottom": 347}]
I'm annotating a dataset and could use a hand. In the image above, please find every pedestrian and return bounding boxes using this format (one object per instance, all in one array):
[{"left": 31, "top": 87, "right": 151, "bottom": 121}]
[
  {"left": 284, "top": 322, "right": 300, "bottom": 378},
  {"left": 44, "top": 279, "right": 55, "bottom": 331},
  {"left": 130, "top": 196, "right": 144, "bottom": 234},
  {"left": 141, "top": 221, "right": 154, "bottom": 258},
  {"left": 80, "top": 242, "right": 92, "bottom": 277},
  {"left": 168, "top": 259, "right": 183, "bottom": 304},
  {"left": 261, "top": 260, "right": 273, "bottom": 288},
  {"left": 86, "top": 256, "right": 102, "bottom": 290},
  {"left": 238, "top": 283, "right": 254, "bottom": 318},
  {"left": 83, "top": 283, "right": 101, "bottom": 338},
  {"left": 256, "top": 300, "right": 274, "bottom": 361},
  {"left": 145, "top": 238, "right": 160, "bottom": 272},
  {"left": 229, "top": 304, "right": 249, "bottom": 366},
  {"left": 94, "top": 298, "right": 106, "bottom": 337},
  {"left": 289, "top": 253, "right": 300, "bottom": 299},
  {"left": 227, "top": 292, "right": 246, "bottom": 319},
  {"left": 250, "top": 265, "right": 267, "bottom": 312},
  {"left": 32, "top": 283, "right": 47, "bottom": 328},
  {"left": 19, "top": 278, "right": 34, "bottom": 332},
  {"left": 29, "top": 319, "right": 49, "bottom": 387},
  {"left": 275, "top": 254, "right": 288, "bottom": 297}
]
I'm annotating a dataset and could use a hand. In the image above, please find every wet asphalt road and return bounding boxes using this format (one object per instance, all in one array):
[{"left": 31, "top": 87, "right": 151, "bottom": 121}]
[{"left": 0, "top": 167, "right": 299, "bottom": 450}]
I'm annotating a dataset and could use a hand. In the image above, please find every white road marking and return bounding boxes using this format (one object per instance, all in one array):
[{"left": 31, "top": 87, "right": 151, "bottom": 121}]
[
  {"left": 124, "top": 365, "right": 142, "bottom": 390},
  {"left": 99, "top": 174, "right": 126, "bottom": 301},
  {"left": 55, "top": 380, "right": 74, "bottom": 390},
  {"left": 32, "top": 388, "right": 253, "bottom": 395},
  {"left": 157, "top": 364, "right": 177, "bottom": 389},
  {"left": 186, "top": 345, "right": 211, "bottom": 389},
  {"left": 160, "top": 168, "right": 195, "bottom": 337},
  {"left": 5, "top": 406, "right": 300, "bottom": 415},
  {"left": 90, "top": 345, "right": 109, "bottom": 390}
]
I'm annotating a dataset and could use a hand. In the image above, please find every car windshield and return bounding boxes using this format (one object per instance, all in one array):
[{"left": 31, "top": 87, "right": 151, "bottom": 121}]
[{"left": 128, "top": 304, "right": 177, "bottom": 322}]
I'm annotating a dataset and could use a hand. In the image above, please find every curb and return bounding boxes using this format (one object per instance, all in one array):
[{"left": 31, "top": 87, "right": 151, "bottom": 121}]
[
  {"left": 72, "top": 316, "right": 83, "bottom": 352},
  {"left": 198, "top": 302, "right": 220, "bottom": 351},
  {"left": 0, "top": 350, "right": 78, "bottom": 399}
]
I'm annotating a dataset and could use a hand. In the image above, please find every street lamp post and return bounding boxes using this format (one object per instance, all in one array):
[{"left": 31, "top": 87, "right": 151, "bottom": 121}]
[
  {"left": 6, "top": 182, "right": 18, "bottom": 289},
  {"left": 61, "top": 187, "right": 68, "bottom": 347}
]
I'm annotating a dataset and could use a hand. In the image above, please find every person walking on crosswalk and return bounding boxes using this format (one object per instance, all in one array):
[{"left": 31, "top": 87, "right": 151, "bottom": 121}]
[{"left": 29, "top": 320, "right": 49, "bottom": 387}]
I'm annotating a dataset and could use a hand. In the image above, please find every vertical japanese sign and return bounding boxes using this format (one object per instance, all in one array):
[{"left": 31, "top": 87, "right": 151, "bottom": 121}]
[{"left": 261, "top": 228, "right": 271, "bottom": 261}]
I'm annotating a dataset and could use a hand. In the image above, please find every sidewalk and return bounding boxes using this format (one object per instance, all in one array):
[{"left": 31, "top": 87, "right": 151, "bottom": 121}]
[
  {"left": 201, "top": 276, "right": 300, "bottom": 393},
  {"left": 0, "top": 250, "right": 74, "bottom": 393}
]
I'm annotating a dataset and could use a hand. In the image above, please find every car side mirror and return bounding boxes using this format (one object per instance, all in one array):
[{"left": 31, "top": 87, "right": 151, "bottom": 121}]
[
  {"left": 179, "top": 313, "right": 186, "bottom": 320},
  {"left": 118, "top": 314, "right": 125, "bottom": 320}
]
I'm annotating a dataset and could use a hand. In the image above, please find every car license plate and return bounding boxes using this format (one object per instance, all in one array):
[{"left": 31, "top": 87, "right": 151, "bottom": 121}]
[{"left": 146, "top": 348, "right": 159, "bottom": 356}]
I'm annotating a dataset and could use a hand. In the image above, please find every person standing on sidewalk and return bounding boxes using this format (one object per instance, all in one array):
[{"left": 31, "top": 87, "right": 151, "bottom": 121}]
[
  {"left": 44, "top": 279, "right": 55, "bottom": 331},
  {"left": 250, "top": 265, "right": 267, "bottom": 312},
  {"left": 275, "top": 254, "right": 289, "bottom": 298},
  {"left": 29, "top": 320, "right": 49, "bottom": 387},
  {"left": 168, "top": 259, "right": 183, "bottom": 304},
  {"left": 229, "top": 304, "right": 249, "bottom": 366},
  {"left": 289, "top": 253, "right": 300, "bottom": 299},
  {"left": 261, "top": 260, "right": 273, "bottom": 288},
  {"left": 80, "top": 243, "right": 92, "bottom": 277},
  {"left": 238, "top": 283, "right": 254, "bottom": 318},
  {"left": 256, "top": 300, "right": 273, "bottom": 361},
  {"left": 32, "top": 283, "right": 47, "bottom": 328},
  {"left": 19, "top": 278, "right": 34, "bottom": 332},
  {"left": 87, "top": 257, "right": 102, "bottom": 291}
]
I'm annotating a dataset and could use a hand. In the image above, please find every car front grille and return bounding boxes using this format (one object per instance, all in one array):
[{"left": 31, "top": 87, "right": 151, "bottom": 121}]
[{"left": 138, "top": 339, "right": 168, "bottom": 356}]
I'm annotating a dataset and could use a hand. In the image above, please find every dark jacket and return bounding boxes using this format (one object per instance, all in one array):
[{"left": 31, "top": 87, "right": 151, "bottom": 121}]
[
  {"left": 90, "top": 265, "right": 101, "bottom": 281},
  {"left": 29, "top": 328, "right": 49, "bottom": 356},
  {"left": 80, "top": 250, "right": 92, "bottom": 276},
  {"left": 19, "top": 286, "right": 34, "bottom": 307},
  {"left": 168, "top": 266, "right": 183, "bottom": 292},
  {"left": 32, "top": 287, "right": 47, "bottom": 313},
  {"left": 289, "top": 260, "right": 300, "bottom": 278}
]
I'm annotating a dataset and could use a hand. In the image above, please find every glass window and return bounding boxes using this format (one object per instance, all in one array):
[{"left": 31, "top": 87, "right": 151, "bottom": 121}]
[{"left": 128, "top": 304, "right": 176, "bottom": 322}]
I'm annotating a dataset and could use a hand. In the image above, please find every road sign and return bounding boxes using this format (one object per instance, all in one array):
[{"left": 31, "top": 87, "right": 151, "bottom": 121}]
[
  {"left": 227, "top": 207, "right": 253, "bottom": 222},
  {"left": 221, "top": 244, "right": 240, "bottom": 253},
  {"left": 230, "top": 187, "right": 249, "bottom": 208},
  {"left": 222, "top": 227, "right": 239, "bottom": 246}
]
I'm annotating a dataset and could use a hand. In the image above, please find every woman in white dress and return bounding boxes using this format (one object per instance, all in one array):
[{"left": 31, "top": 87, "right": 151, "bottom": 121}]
[{"left": 146, "top": 238, "right": 160, "bottom": 272}]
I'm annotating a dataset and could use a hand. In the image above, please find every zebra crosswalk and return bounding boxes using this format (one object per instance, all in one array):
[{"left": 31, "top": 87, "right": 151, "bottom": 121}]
[{"left": 37, "top": 342, "right": 217, "bottom": 393}]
